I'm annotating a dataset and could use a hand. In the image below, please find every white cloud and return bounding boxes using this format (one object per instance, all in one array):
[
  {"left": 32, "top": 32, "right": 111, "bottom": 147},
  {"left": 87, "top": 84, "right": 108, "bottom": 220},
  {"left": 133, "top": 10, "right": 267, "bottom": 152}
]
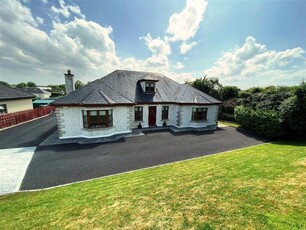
[
  {"left": 140, "top": 33, "right": 171, "bottom": 69},
  {"left": 180, "top": 41, "right": 197, "bottom": 54},
  {"left": 41, "top": 0, "right": 47, "bottom": 3},
  {"left": 204, "top": 36, "right": 306, "bottom": 88},
  {"left": 51, "top": 0, "right": 85, "bottom": 19},
  {"left": 0, "top": 0, "right": 195, "bottom": 84},
  {"left": 0, "top": 0, "right": 38, "bottom": 27},
  {"left": 175, "top": 62, "right": 185, "bottom": 69},
  {"left": 36, "top": 16, "right": 44, "bottom": 25},
  {"left": 0, "top": 0, "right": 119, "bottom": 83},
  {"left": 166, "top": 0, "right": 208, "bottom": 42},
  {"left": 136, "top": 0, "right": 207, "bottom": 75}
]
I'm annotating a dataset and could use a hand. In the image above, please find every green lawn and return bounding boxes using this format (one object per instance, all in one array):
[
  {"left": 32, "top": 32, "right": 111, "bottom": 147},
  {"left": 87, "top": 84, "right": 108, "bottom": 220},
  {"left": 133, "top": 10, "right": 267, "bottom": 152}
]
[{"left": 1, "top": 142, "right": 305, "bottom": 229}]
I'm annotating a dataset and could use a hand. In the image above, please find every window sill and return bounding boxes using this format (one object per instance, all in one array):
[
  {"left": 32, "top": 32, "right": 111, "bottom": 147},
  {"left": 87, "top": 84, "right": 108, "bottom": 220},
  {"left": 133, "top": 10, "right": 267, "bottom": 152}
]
[
  {"left": 190, "top": 120, "right": 207, "bottom": 123},
  {"left": 83, "top": 126, "right": 114, "bottom": 131}
]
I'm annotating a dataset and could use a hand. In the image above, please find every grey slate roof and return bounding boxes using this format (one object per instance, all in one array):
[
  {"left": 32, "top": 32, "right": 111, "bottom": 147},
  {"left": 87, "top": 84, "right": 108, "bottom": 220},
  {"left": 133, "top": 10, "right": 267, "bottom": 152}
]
[
  {"left": 0, "top": 84, "right": 35, "bottom": 100},
  {"left": 51, "top": 70, "right": 222, "bottom": 106},
  {"left": 23, "top": 87, "right": 50, "bottom": 95}
]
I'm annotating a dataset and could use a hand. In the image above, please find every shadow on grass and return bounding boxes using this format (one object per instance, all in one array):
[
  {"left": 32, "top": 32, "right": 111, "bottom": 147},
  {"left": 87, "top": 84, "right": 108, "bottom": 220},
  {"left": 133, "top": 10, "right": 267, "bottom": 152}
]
[{"left": 270, "top": 140, "right": 306, "bottom": 147}]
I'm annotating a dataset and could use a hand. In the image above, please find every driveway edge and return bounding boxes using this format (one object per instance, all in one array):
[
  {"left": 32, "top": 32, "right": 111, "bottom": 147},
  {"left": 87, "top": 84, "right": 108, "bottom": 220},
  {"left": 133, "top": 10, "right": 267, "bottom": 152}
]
[{"left": 18, "top": 142, "right": 269, "bottom": 194}]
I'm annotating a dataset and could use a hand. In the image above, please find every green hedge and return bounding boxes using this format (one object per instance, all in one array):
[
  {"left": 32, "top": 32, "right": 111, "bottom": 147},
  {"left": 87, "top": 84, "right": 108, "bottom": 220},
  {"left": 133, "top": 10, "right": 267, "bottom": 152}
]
[{"left": 234, "top": 106, "right": 285, "bottom": 138}]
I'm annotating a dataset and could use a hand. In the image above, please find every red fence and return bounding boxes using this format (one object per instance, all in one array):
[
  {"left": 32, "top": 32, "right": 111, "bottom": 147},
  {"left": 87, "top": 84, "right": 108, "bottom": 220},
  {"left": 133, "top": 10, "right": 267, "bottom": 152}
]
[{"left": 0, "top": 106, "right": 55, "bottom": 129}]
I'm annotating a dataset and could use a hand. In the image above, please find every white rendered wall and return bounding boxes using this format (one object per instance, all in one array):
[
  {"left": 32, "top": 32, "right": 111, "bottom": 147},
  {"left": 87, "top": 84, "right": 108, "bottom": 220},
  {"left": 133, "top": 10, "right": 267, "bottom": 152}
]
[
  {"left": 131, "top": 104, "right": 179, "bottom": 128},
  {"left": 56, "top": 104, "right": 219, "bottom": 139},
  {"left": 178, "top": 105, "right": 218, "bottom": 128},
  {"left": 57, "top": 106, "right": 130, "bottom": 139},
  {"left": 130, "top": 104, "right": 218, "bottom": 128},
  {"left": 0, "top": 99, "right": 33, "bottom": 113}
]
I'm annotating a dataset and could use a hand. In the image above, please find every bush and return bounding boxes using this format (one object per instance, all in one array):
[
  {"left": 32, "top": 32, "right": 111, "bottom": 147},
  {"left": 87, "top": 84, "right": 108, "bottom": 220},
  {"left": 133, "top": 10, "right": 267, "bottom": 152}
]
[
  {"left": 234, "top": 106, "right": 285, "bottom": 138},
  {"left": 285, "top": 82, "right": 306, "bottom": 137},
  {"left": 218, "top": 98, "right": 237, "bottom": 121},
  {"left": 218, "top": 112, "right": 235, "bottom": 121}
]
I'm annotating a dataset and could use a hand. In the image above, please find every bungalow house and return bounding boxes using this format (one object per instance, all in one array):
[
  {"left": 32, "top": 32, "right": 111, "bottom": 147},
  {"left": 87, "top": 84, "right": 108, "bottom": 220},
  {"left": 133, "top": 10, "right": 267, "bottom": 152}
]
[
  {"left": 0, "top": 84, "right": 35, "bottom": 114},
  {"left": 51, "top": 70, "right": 222, "bottom": 139},
  {"left": 22, "top": 87, "right": 51, "bottom": 99}
]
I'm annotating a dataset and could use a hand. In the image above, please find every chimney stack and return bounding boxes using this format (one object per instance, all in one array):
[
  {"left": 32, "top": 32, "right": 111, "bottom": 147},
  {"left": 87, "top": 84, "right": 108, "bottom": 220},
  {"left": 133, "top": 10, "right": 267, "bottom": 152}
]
[{"left": 64, "top": 69, "right": 75, "bottom": 94}]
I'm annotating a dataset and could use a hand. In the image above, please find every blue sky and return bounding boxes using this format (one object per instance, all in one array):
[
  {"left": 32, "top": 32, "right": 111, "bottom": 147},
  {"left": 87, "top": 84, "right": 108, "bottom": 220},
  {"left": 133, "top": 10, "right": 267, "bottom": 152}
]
[{"left": 0, "top": 0, "right": 305, "bottom": 88}]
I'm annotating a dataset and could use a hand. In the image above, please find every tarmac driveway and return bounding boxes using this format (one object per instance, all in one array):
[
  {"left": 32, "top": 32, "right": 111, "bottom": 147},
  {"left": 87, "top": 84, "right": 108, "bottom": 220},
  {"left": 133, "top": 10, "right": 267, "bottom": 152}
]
[
  {"left": 20, "top": 127, "right": 268, "bottom": 190},
  {"left": 0, "top": 115, "right": 57, "bottom": 149}
]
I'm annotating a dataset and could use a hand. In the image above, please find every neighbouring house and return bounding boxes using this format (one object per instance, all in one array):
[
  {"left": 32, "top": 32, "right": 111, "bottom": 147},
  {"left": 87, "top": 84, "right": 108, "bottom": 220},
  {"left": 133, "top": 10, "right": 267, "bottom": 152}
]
[
  {"left": 0, "top": 85, "right": 35, "bottom": 114},
  {"left": 22, "top": 87, "right": 51, "bottom": 99},
  {"left": 51, "top": 70, "right": 222, "bottom": 139}
]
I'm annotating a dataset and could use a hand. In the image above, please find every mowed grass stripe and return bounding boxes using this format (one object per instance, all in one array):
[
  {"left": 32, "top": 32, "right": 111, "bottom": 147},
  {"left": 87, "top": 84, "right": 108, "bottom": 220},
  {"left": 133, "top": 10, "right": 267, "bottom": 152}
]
[{"left": 0, "top": 141, "right": 305, "bottom": 229}]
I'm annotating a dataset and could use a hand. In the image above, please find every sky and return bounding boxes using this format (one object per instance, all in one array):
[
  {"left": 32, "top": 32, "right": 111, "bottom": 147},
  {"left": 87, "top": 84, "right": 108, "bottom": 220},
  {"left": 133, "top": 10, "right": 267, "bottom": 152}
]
[{"left": 0, "top": 0, "right": 305, "bottom": 89}]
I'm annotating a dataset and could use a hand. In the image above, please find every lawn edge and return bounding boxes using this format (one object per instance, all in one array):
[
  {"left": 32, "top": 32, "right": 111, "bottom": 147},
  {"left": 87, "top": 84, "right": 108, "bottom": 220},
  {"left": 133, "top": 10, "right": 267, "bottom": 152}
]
[{"left": 14, "top": 142, "right": 271, "bottom": 195}]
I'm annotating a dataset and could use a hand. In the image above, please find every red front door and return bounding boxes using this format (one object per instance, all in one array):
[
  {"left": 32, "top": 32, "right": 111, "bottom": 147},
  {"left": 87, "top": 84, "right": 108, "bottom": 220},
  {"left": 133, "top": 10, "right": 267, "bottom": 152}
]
[{"left": 148, "top": 106, "right": 156, "bottom": 126}]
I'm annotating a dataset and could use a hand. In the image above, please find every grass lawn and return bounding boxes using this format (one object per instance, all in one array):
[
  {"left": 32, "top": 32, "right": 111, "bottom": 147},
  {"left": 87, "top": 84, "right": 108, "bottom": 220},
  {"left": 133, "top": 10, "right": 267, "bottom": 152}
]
[
  {"left": 218, "top": 120, "right": 240, "bottom": 128},
  {"left": 1, "top": 142, "right": 305, "bottom": 229}
]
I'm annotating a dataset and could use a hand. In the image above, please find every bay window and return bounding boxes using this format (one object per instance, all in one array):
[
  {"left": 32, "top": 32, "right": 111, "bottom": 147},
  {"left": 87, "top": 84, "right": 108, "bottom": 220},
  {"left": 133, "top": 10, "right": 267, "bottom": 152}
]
[
  {"left": 191, "top": 108, "right": 207, "bottom": 121},
  {"left": 83, "top": 110, "right": 113, "bottom": 128}
]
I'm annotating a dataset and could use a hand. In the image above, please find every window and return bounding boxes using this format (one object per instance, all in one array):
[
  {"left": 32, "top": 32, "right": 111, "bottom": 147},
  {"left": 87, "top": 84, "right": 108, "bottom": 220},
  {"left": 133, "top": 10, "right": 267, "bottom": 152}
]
[
  {"left": 82, "top": 110, "right": 113, "bottom": 128},
  {"left": 0, "top": 104, "right": 7, "bottom": 114},
  {"left": 191, "top": 108, "right": 207, "bottom": 121},
  {"left": 162, "top": 106, "right": 169, "bottom": 120},
  {"left": 134, "top": 106, "right": 143, "bottom": 121},
  {"left": 145, "top": 82, "right": 155, "bottom": 92}
]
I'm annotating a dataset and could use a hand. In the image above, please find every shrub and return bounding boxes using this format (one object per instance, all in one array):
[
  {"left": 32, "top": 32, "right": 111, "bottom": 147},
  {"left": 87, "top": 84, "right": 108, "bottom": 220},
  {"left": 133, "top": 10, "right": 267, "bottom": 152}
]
[
  {"left": 218, "top": 98, "right": 237, "bottom": 121},
  {"left": 234, "top": 106, "right": 285, "bottom": 138},
  {"left": 285, "top": 82, "right": 306, "bottom": 137}
]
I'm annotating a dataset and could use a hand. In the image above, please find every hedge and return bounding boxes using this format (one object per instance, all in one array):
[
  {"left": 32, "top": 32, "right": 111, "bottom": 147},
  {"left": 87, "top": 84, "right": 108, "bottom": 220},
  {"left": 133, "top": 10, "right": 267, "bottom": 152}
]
[{"left": 234, "top": 106, "right": 285, "bottom": 138}]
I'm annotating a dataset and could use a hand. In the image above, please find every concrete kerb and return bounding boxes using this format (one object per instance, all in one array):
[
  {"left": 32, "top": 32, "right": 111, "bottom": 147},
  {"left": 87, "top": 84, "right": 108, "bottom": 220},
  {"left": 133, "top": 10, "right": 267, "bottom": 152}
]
[
  {"left": 39, "top": 125, "right": 220, "bottom": 146},
  {"left": 17, "top": 142, "right": 269, "bottom": 194},
  {"left": 39, "top": 129, "right": 145, "bottom": 146}
]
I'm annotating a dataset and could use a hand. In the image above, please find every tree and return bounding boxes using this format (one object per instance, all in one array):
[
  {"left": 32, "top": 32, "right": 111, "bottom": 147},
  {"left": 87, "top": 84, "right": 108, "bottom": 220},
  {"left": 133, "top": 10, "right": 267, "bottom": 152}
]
[
  {"left": 27, "top": 81, "right": 37, "bottom": 87},
  {"left": 0, "top": 81, "right": 10, "bottom": 87},
  {"left": 245, "top": 87, "right": 264, "bottom": 94},
  {"left": 48, "top": 84, "right": 66, "bottom": 95},
  {"left": 238, "top": 86, "right": 293, "bottom": 110},
  {"left": 221, "top": 86, "right": 240, "bottom": 101},
  {"left": 75, "top": 80, "right": 85, "bottom": 89},
  {"left": 16, "top": 82, "right": 27, "bottom": 88},
  {"left": 190, "top": 76, "right": 222, "bottom": 100}
]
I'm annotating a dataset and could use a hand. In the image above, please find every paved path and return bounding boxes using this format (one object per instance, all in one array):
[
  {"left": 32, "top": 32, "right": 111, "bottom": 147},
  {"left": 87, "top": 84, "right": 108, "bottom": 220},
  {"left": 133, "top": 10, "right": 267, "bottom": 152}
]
[
  {"left": 0, "top": 147, "right": 35, "bottom": 195},
  {"left": 0, "top": 115, "right": 57, "bottom": 149},
  {"left": 21, "top": 127, "right": 268, "bottom": 190},
  {"left": 0, "top": 116, "right": 57, "bottom": 195}
]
